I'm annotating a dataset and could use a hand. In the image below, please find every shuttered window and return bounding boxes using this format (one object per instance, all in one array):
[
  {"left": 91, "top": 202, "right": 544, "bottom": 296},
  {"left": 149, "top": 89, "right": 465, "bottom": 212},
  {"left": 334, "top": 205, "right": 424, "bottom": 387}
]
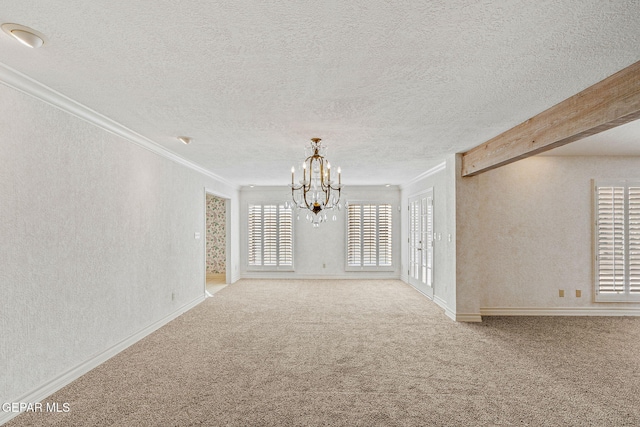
[
  {"left": 347, "top": 203, "right": 393, "bottom": 270},
  {"left": 594, "top": 182, "right": 640, "bottom": 301},
  {"left": 248, "top": 204, "right": 293, "bottom": 269}
]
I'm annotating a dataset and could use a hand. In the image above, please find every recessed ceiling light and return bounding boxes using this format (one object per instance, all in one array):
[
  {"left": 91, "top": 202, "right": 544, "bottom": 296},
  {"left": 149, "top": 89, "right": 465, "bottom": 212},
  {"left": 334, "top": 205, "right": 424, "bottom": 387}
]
[
  {"left": 2, "top": 23, "right": 46, "bottom": 48},
  {"left": 177, "top": 136, "right": 192, "bottom": 145}
]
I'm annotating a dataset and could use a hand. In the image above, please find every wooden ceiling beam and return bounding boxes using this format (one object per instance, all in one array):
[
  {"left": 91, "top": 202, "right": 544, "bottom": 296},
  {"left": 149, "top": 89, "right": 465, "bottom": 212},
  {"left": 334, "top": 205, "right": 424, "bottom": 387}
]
[{"left": 461, "top": 60, "right": 640, "bottom": 177}]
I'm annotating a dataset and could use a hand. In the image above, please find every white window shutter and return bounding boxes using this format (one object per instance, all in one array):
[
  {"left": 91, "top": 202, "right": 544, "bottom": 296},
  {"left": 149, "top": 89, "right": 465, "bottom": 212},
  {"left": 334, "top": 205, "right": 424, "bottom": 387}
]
[
  {"left": 362, "top": 204, "right": 377, "bottom": 266},
  {"left": 628, "top": 186, "right": 640, "bottom": 294},
  {"left": 596, "top": 186, "right": 625, "bottom": 294},
  {"left": 595, "top": 183, "right": 640, "bottom": 301},
  {"left": 347, "top": 203, "right": 393, "bottom": 269},
  {"left": 278, "top": 205, "right": 293, "bottom": 266},
  {"left": 347, "top": 204, "right": 362, "bottom": 267},
  {"left": 378, "top": 204, "right": 392, "bottom": 267},
  {"left": 248, "top": 205, "right": 262, "bottom": 266},
  {"left": 247, "top": 204, "right": 293, "bottom": 269}
]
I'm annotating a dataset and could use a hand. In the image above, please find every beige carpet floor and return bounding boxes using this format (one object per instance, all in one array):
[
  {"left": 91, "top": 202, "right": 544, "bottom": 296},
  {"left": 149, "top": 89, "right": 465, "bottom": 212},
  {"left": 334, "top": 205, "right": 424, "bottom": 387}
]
[{"left": 7, "top": 279, "right": 640, "bottom": 426}]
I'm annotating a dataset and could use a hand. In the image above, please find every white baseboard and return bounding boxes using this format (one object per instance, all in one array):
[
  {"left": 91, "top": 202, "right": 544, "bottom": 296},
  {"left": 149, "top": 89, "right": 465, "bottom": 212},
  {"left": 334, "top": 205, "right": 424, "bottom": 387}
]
[
  {"left": 230, "top": 271, "right": 241, "bottom": 284},
  {"left": 454, "top": 313, "right": 483, "bottom": 322},
  {"left": 481, "top": 306, "right": 640, "bottom": 316},
  {"left": 433, "top": 295, "right": 447, "bottom": 310},
  {"left": 405, "top": 282, "right": 433, "bottom": 300},
  {"left": 0, "top": 295, "right": 205, "bottom": 426},
  {"left": 403, "top": 284, "right": 469, "bottom": 322},
  {"left": 239, "top": 273, "right": 402, "bottom": 280}
]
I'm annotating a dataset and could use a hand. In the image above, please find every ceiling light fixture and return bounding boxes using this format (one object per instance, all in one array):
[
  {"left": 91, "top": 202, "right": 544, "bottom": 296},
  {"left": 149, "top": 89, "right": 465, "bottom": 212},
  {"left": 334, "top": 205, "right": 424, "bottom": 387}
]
[
  {"left": 177, "top": 136, "right": 191, "bottom": 145},
  {"left": 2, "top": 23, "right": 46, "bottom": 48},
  {"left": 287, "top": 138, "right": 342, "bottom": 227}
]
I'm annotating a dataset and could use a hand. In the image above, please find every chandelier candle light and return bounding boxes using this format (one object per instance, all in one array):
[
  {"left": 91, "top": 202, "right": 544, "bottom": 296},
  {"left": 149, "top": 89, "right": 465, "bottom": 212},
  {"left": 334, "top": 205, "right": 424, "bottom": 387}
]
[{"left": 287, "top": 138, "right": 342, "bottom": 227}]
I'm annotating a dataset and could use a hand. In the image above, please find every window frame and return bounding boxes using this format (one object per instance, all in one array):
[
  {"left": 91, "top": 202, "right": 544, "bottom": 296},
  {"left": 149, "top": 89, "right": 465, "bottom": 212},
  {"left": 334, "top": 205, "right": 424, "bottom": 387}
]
[
  {"left": 593, "top": 180, "right": 640, "bottom": 302},
  {"left": 247, "top": 203, "right": 294, "bottom": 271},
  {"left": 345, "top": 201, "right": 394, "bottom": 272}
]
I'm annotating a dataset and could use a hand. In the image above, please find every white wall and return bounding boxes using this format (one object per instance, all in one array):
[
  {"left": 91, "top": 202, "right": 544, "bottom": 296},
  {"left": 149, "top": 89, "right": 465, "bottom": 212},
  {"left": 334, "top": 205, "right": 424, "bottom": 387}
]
[
  {"left": 400, "top": 157, "right": 457, "bottom": 318},
  {"left": 456, "top": 155, "right": 640, "bottom": 316},
  {"left": 0, "top": 82, "right": 239, "bottom": 409},
  {"left": 239, "top": 186, "right": 401, "bottom": 279}
]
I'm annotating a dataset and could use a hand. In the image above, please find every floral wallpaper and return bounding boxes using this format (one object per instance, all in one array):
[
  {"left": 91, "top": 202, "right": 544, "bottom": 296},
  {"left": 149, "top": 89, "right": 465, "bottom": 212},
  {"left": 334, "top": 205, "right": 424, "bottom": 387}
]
[{"left": 206, "top": 194, "right": 226, "bottom": 274}]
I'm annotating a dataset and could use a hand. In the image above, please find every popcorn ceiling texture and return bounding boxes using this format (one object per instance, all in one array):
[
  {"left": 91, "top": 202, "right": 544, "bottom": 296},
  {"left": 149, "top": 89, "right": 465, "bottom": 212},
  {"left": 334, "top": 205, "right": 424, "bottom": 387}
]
[
  {"left": 206, "top": 194, "right": 226, "bottom": 274},
  {"left": 0, "top": 1, "right": 639, "bottom": 186}
]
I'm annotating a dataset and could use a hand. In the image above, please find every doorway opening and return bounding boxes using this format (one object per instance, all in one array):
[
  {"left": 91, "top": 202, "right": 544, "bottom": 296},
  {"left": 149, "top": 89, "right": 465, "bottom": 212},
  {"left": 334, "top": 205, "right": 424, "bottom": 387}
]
[{"left": 205, "top": 191, "right": 229, "bottom": 297}]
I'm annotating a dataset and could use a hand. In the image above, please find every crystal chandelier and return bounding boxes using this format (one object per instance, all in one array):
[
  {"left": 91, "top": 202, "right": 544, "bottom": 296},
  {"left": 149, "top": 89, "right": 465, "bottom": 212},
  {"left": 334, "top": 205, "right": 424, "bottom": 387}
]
[{"left": 287, "top": 138, "right": 342, "bottom": 227}]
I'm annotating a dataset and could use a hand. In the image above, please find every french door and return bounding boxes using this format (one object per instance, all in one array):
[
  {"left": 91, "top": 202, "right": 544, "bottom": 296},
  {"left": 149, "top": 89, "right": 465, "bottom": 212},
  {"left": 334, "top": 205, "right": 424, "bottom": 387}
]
[{"left": 408, "top": 189, "right": 434, "bottom": 297}]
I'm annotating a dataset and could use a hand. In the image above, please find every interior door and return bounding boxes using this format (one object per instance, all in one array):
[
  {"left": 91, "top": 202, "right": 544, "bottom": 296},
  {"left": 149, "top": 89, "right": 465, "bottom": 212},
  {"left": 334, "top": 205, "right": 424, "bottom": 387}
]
[{"left": 408, "top": 189, "right": 434, "bottom": 298}]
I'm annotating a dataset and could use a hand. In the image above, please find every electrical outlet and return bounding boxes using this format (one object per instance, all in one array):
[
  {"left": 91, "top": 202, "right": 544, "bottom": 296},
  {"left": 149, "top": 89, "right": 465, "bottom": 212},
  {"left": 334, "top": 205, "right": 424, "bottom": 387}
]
[
  {"left": 323, "top": 263, "right": 326, "bottom": 268},
  {"left": 171, "top": 292, "right": 175, "bottom": 301},
  {"left": 576, "top": 290, "right": 582, "bottom": 297},
  {"left": 559, "top": 290, "right": 564, "bottom": 297}
]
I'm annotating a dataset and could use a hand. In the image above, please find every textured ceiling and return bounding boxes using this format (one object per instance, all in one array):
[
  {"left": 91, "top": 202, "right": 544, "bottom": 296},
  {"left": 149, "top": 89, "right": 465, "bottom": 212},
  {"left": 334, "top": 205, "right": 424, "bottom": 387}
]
[{"left": 1, "top": 1, "right": 639, "bottom": 186}]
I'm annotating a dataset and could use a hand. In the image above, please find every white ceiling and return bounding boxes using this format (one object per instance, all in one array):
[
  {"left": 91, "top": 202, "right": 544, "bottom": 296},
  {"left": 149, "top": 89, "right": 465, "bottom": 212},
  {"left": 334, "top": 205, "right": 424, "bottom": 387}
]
[
  {"left": 1, "top": 1, "right": 639, "bottom": 186},
  {"left": 541, "top": 119, "right": 640, "bottom": 156}
]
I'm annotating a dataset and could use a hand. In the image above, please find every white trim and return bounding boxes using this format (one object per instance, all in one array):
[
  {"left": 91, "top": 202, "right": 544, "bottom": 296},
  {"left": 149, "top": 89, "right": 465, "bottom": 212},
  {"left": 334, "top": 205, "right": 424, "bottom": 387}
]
[
  {"left": 240, "top": 273, "right": 401, "bottom": 280},
  {"left": 433, "top": 295, "right": 447, "bottom": 310},
  {"left": 0, "top": 61, "right": 238, "bottom": 190},
  {"left": 203, "top": 186, "right": 234, "bottom": 201},
  {"left": 345, "top": 201, "right": 395, "bottom": 271},
  {"left": 406, "top": 282, "right": 433, "bottom": 300},
  {"left": 405, "top": 281, "right": 459, "bottom": 322},
  {"left": 0, "top": 295, "right": 205, "bottom": 425},
  {"left": 444, "top": 308, "right": 457, "bottom": 321},
  {"left": 204, "top": 188, "right": 233, "bottom": 287},
  {"left": 230, "top": 271, "right": 241, "bottom": 284},
  {"left": 481, "top": 307, "right": 640, "bottom": 316},
  {"left": 402, "top": 161, "right": 447, "bottom": 189},
  {"left": 406, "top": 189, "right": 434, "bottom": 297},
  {"left": 454, "top": 313, "right": 482, "bottom": 322},
  {"left": 433, "top": 295, "right": 457, "bottom": 321}
]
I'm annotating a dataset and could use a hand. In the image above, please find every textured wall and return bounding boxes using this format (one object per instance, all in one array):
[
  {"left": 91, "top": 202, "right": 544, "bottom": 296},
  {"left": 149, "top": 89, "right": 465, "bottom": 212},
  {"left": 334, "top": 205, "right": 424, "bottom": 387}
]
[
  {"left": 239, "top": 186, "right": 401, "bottom": 279},
  {"left": 0, "top": 83, "right": 238, "bottom": 404},
  {"left": 458, "top": 155, "right": 640, "bottom": 312},
  {"left": 206, "top": 194, "right": 226, "bottom": 274}
]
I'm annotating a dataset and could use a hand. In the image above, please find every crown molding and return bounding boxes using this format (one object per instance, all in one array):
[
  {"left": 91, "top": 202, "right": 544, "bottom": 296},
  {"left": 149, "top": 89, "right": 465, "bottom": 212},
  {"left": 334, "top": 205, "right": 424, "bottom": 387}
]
[
  {"left": 0, "top": 61, "right": 238, "bottom": 190},
  {"left": 402, "top": 161, "right": 447, "bottom": 189}
]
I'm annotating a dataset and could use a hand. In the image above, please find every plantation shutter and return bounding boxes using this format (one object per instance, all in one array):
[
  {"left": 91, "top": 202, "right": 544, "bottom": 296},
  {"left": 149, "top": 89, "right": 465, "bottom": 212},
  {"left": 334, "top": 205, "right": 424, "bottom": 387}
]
[
  {"left": 347, "top": 203, "right": 393, "bottom": 269},
  {"left": 248, "top": 205, "right": 263, "bottom": 266},
  {"left": 629, "top": 186, "right": 640, "bottom": 294},
  {"left": 247, "top": 204, "right": 293, "bottom": 269},
  {"left": 347, "top": 204, "right": 362, "bottom": 267},
  {"left": 263, "top": 205, "right": 277, "bottom": 266},
  {"left": 595, "top": 182, "right": 640, "bottom": 301},
  {"left": 425, "top": 194, "right": 434, "bottom": 286},
  {"left": 362, "top": 204, "right": 377, "bottom": 266},
  {"left": 378, "top": 204, "right": 392, "bottom": 267},
  {"left": 278, "top": 205, "right": 293, "bottom": 266}
]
